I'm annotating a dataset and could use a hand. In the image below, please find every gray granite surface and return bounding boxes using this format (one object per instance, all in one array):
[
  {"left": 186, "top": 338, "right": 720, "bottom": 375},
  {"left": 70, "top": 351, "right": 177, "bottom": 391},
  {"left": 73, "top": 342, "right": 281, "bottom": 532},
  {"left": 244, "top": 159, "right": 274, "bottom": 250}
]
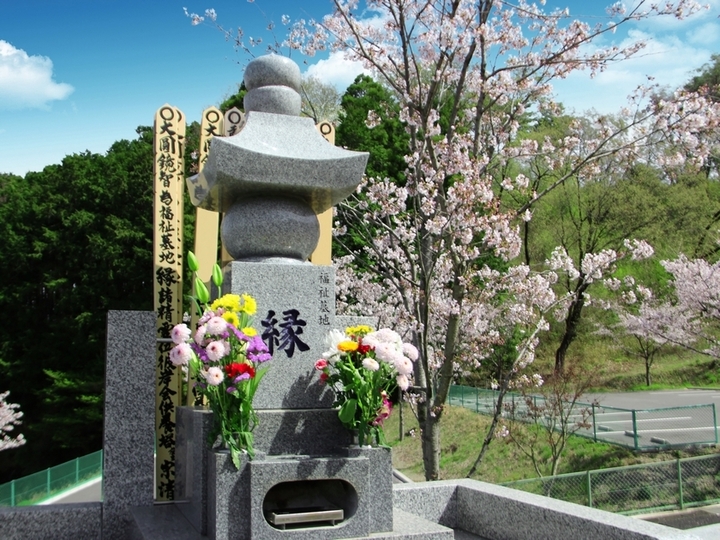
[
  {"left": 124, "top": 479, "right": 712, "bottom": 540},
  {"left": 128, "top": 504, "right": 204, "bottom": 540},
  {"left": 347, "top": 445, "right": 393, "bottom": 533},
  {"left": 244, "top": 86, "right": 302, "bottom": 115},
  {"left": 244, "top": 54, "right": 301, "bottom": 92},
  {"left": 248, "top": 454, "right": 371, "bottom": 539},
  {"left": 225, "top": 261, "right": 337, "bottom": 409},
  {"left": 393, "top": 480, "right": 704, "bottom": 540},
  {"left": 0, "top": 503, "right": 102, "bottom": 540},
  {"left": 175, "top": 407, "right": 213, "bottom": 535},
  {"left": 190, "top": 111, "right": 368, "bottom": 215},
  {"left": 102, "top": 310, "right": 156, "bottom": 540},
  {"left": 221, "top": 195, "right": 320, "bottom": 261},
  {"left": 253, "top": 409, "right": 351, "bottom": 455}
]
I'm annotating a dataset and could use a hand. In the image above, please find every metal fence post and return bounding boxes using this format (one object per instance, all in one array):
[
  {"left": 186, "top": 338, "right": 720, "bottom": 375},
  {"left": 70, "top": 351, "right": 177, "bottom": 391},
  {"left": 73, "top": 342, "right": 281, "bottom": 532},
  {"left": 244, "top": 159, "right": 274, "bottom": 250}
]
[
  {"left": 475, "top": 387, "right": 479, "bottom": 413},
  {"left": 592, "top": 403, "right": 597, "bottom": 442},
  {"left": 75, "top": 457, "right": 80, "bottom": 484},
  {"left": 713, "top": 404, "right": 718, "bottom": 444},
  {"left": 677, "top": 459, "right": 685, "bottom": 510},
  {"left": 46, "top": 467, "right": 51, "bottom": 498},
  {"left": 586, "top": 470, "right": 593, "bottom": 508},
  {"left": 632, "top": 410, "right": 639, "bottom": 450},
  {"left": 10, "top": 479, "right": 15, "bottom": 507}
]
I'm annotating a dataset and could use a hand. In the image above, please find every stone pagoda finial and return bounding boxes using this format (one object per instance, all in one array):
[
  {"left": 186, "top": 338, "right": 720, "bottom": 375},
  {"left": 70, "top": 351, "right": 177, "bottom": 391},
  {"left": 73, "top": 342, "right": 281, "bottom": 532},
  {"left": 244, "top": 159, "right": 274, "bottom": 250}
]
[{"left": 187, "top": 54, "right": 368, "bottom": 263}]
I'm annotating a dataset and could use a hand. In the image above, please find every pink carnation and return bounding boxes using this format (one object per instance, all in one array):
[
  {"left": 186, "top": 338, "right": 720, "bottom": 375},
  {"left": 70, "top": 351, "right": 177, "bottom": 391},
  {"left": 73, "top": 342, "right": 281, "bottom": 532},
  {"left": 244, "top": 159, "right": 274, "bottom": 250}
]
[
  {"left": 314, "top": 359, "right": 328, "bottom": 370},
  {"left": 362, "top": 358, "right": 380, "bottom": 371},
  {"left": 402, "top": 343, "right": 419, "bottom": 361},
  {"left": 374, "top": 342, "right": 403, "bottom": 364},
  {"left": 206, "top": 316, "right": 227, "bottom": 335},
  {"left": 170, "top": 343, "right": 193, "bottom": 366},
  {"left": 395, "top": 356, "right": 414, "bottom": 376},
  {"left": 204, "top": 367, "right": 224, "bottom": 386},
  {"left": 171, "top": 323, "right": 191, "bottom": 344},
  {"left": 206, "top": 340, "right": 227, "bottom": 361},
  {"left": 194, "top": 325, "right": 207, "bottom": 345}
]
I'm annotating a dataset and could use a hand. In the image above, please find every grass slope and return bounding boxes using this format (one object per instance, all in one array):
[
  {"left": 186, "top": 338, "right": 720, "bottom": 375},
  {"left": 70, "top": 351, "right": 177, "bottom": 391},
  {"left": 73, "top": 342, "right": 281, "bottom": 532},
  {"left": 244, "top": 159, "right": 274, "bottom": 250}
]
[{"left": 386, "top": 404, "right": 718, "bottom": 483}]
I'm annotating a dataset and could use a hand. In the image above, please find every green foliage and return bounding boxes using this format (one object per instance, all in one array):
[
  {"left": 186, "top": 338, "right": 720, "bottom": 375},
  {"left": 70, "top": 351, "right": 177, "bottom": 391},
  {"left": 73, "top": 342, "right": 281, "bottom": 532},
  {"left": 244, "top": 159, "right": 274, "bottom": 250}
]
[
  {"left": 0, "top": 126, "right": 193, "bottom": 483},
  {"left": 336, "top": 75, "right": 409, "bottom": 182},
  {"left": 685, "top": 53, "right": 720, "bottom": 102},
  {"left": 219, "top": 82, "right": 248, "bottom": 112}
]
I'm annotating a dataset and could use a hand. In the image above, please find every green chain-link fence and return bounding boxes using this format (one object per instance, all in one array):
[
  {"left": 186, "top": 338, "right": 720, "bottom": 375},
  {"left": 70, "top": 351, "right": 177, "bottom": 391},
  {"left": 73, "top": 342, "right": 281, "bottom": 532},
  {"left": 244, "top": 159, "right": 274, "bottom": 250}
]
[
  {"left": 503, "top": 453, "right": 720, "bottom": 515},
  {"left": 0, "top": 449, "right": 103, "bottom": 506},
  {"left": 448, "top": 385, "right": 718, "bottom": 450}
]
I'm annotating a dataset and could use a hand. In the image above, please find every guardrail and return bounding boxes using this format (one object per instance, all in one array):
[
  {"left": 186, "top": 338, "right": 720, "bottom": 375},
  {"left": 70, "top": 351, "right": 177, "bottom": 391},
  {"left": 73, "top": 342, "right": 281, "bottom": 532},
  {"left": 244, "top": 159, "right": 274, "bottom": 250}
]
[
  {"left": 503, "top": 453, "right": 720, "bottom": 515},
  {"left": 0, "top": 449, "right": 103, "bottom": 506},
  {"left": 448, "top": 385, "right": 719, "bottom": 450}
]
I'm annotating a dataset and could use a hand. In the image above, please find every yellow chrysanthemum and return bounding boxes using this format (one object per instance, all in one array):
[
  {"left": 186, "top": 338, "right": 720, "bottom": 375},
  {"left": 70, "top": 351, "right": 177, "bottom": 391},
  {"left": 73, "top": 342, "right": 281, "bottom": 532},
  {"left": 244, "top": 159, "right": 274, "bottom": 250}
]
[
  {"left": 242, "top": 327, "right": 257, "bottom": 337},
  {"left": 211, "top": 294, "right": 241, "bottom": 312},
  {"left": 345, "top": 325, "right": 373, "bottom": 337},
  {"left": 338, "top": 340, "right": 359, "bottom": 353},
  {"left": 240, "top": 293, "right": 257, "bottom": 315},
  {"left": 222, "top": 311, "right": 240, "bottom": 328}
]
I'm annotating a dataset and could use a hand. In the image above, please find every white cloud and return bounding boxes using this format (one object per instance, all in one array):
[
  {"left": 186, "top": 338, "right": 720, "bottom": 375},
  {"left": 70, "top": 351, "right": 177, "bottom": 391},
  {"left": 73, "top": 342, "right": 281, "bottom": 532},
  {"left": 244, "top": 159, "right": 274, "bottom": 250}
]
[
  {"left": 0, "top": 41, "right": 74, "bottom": 110},
  {"left": 552, "top": 27, "right": 713, "bottom": 114},
  {"left": 630, "top": 0, "right": 720, "bottom": 32},
  {"left": 304, "top": 51, "right": 370, "bottom": 91},
  {"left": 686, "top": 21, "right": 720, "bottom": 46}
]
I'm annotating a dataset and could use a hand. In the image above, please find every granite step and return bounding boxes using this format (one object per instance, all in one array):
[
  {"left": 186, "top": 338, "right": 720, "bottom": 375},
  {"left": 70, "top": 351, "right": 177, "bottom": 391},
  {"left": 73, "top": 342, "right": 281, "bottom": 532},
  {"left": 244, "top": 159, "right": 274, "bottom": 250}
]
[
  {"left": 339, "top": 508, "right": 455, "bottom": 539},
  {"left": 128, "top": 504, "right": 467, "bottom": 540},
  {"left": 128, "top": 504, "right": 203, "bottom": 540}
]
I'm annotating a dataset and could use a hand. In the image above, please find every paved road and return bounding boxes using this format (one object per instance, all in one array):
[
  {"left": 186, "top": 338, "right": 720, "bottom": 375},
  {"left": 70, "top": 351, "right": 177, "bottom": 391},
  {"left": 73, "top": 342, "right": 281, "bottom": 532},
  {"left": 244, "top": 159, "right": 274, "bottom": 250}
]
[
  {"left": 584, "top": 389, "right": 720, "bottom": 410},
  {"left": 450, "top": 388, "right": 720, "bottom": 449},
  {"left": 39, "top": 477, "right": 102, "bottom": 504},
  {"left": 578, "top": 389, "right": 720, "bottom": 448}
]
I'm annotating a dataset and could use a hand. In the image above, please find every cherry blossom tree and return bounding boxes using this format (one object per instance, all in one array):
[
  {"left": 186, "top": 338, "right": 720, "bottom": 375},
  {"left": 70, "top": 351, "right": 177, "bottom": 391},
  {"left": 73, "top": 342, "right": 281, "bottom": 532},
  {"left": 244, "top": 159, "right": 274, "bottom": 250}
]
[
  {"left": 0, "top": 391, "right": 25, "bottom": 452},
  {"left": 602, "top": 293, "right": 694, "bottom": 386},
  {"left": 660, "top": 256, "right": 720, "bottom": 360},
  {"left": 490, "top": 363, "right": 597, "bottom": 480},
  {"left": 303, "top": 0, "right": 718, "bottom": 481},
  {"left": 193, "top": 0, "right": 719, "bottom": 480}
]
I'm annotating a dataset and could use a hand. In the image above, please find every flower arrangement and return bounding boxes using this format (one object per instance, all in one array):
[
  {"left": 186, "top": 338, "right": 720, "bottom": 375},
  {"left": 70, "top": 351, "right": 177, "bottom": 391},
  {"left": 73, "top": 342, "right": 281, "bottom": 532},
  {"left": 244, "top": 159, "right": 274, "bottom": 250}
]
[
  {"left": 169, "top": 252, "right": 271, "bottom": 468},
  {"left": 315, "top": 325, "right": 417, "bottom": 446}
]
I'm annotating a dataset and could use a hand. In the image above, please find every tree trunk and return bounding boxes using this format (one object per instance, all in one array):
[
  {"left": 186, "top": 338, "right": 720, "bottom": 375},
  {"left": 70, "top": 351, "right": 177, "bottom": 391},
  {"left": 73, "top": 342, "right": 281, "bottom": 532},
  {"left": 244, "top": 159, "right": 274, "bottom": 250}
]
[
  {"left": 467, "top": 386, "right": 507, "bottom": 478},
  {"left": 645, "top": 359, "right": 652, "bottom": 387},
  {"left": 398, "top": 400, "right": 404, "bottom": 441},
  {"left": 420, "top": 410, "right": 441, "bottom": 480},
  {"left": 554, "top": 283, "right": 589, "bottom": 373}
]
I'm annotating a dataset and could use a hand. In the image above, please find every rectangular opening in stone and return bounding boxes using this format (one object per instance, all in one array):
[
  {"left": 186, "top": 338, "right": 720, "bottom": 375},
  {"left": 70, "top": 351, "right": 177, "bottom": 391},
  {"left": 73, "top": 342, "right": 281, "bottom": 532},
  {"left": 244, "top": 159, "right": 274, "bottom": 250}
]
[{"left": 263, "top": 479, "right": 357, "bottom": 530}]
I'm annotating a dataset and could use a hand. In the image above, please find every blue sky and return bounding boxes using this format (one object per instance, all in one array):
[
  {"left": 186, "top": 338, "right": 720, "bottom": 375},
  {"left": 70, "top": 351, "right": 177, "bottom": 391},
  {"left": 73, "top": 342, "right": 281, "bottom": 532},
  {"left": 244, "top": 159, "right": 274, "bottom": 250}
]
[{"left": 1, "top": 0, "right": 718, "bottom": 176}]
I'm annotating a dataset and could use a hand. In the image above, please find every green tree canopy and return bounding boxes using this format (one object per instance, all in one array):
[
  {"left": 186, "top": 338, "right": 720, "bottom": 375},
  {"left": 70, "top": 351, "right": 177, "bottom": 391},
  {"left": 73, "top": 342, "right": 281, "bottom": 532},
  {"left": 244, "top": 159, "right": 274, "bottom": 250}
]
[{"left": 0, "top": 127, "right": 157, "bottom": 482}]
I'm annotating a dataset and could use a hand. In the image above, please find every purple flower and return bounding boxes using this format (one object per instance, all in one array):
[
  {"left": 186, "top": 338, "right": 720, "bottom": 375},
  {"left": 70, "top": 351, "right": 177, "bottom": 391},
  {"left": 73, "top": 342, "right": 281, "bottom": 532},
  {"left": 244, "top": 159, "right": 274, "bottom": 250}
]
[
  {"left": 249, "top": 351, "right": 272, "bottom": 363},
  {"left": 226, "top": 386, "right": 236, "bottom": 394},
  {"left": 229, "top": 325, "right": 249, "bottom": 342},
  {"left": 247, "top": 335, "right": 271, "bottom": 362}
]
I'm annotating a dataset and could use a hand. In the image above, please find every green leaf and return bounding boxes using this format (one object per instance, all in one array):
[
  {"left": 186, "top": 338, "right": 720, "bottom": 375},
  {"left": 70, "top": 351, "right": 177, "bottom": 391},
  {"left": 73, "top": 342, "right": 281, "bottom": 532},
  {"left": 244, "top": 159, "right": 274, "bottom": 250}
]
[{"left": 338, "top": 398, "right": 357, "bottom": 424}]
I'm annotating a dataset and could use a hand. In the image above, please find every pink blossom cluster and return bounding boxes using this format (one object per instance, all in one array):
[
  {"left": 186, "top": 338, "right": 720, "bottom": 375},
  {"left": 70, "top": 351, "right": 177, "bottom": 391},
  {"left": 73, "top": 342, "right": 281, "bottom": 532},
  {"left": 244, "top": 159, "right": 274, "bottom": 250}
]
[
  {"left": 0, "top": 391, "right": 25, "bottom": 451},
  {"left": 660, "top": 255, "right": 720, "bottom": 357}
]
